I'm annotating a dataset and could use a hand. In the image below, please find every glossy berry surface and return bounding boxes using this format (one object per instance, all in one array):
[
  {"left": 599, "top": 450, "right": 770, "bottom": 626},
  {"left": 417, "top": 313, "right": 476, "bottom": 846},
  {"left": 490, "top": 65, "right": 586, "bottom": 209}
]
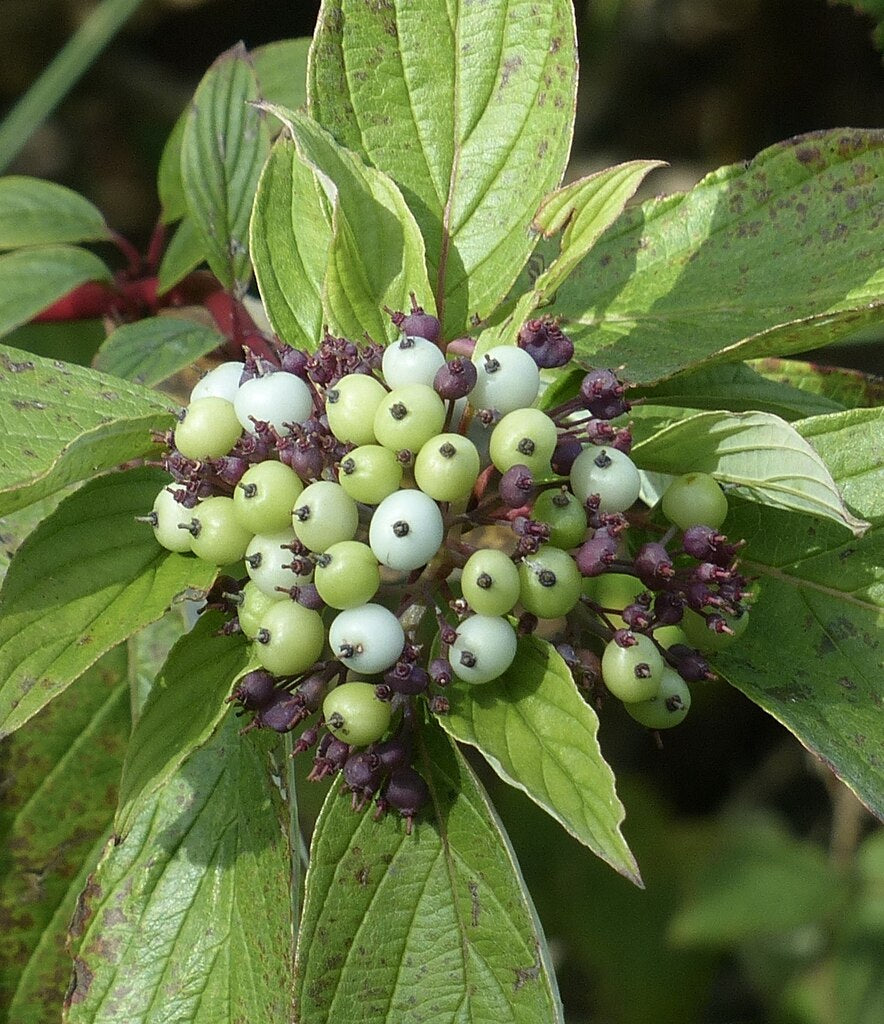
[
  {"left": 624, "top": 666, "right": 692, "bottom": 729},
  {"left": 187, "top": 496, "right": 253, "bottom": 565},
  {"left": 461, "top": 548, "right": 521, "bottom": 616},
  {"left": 414, "top": 433, "right": 481, "bottom": 502},
  {"left": 323, "top": 682, "right": 393, "bottom": 747},
  {"left": 245, "top": 528, "right": 308, "bottom": 597},
  {"left": 325, "top": 373, "right": 387, "bottom": 445},
  {"left": 254, "top": 600, "right": 325, "bottom": 676},
  {"left": 314, "top": 541, "right": 380, "bottom": 609},
  {"left": 531, "top": 487, "right": 588, "bottom": 549},
  {"left": 382, "top": 335, "right": 446, "bottom": 389},
  {"left": 373, "top": 384, "right": 446, "bottom": 453},
  {"left": 489, "top": 407, "right": 558, "bottom": 476},
  {"left": 450, "top": 614, "right": 518, "bottom": 684},
  {"left": 368, "top": 489, "right": 444, "bottom": 571},
  {"left": 518, "top": 545, "right": 582, "bottom": 619},
  {"left": 237, "top": 581, "right": 280, "bottom": 639},
  {"left": 661, "top": 472, "right": 729, "bottom": 531},
  {"left": 149, "top": 484, "right": 195, "bottom": 552},
  {"left": 570, "top": 446, "right": 641, "bottom": 513},
  {"left": 601, "top": 632, "right": 664, "bottom": 703},
  {"left": 234, "top": 460, "right": 304, "bottom": 534},
  {"left": 469, "top": 345, "right": 540, "bottom": 413},
  {"left": 292, "top": 481, "right": 359, "bottom": 552},
  {"left": 234, "top": 371, "right": 313, "bottom": 435},
  {"left": 190, "top": 361, "right": 244, "bottom": 403},
  {"left": 328, "top": 603, "right": 406, "bottom": 674},
  {"left": 337, "top": 445, "right": 404, "bottom": 505},
  {"left": 174, "top": 397, "right": 242, "bottom": 460}
]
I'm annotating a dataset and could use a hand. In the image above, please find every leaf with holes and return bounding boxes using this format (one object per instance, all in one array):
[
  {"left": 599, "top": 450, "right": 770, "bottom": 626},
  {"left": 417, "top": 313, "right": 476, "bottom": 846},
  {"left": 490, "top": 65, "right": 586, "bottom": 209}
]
[
  {"left": 309, "top": 0, "right": 577, "bottom": 333},
  {"left": 93, "top": 316, "right": 224, "bottom": 387},
  {"left": 0, "top": 648, "right": 129, "bottom": 1023},
  {"left": 181, "top": 43, "right": 271, "bottom": 293},
  {"left": 632, "top": 409, "right": 869, "bottom": 535},
  {"left": 552, "top": 129, "right": 884, "bottom": 383},
  {"left": 0, "top": 344, "right": 173, "bottom": 515},
  {"left": 64, "top": 713, "right": 291, "bottom": 1023},
  {"left": 715, "top": 408, "right": 884, "bottom": 817},
  {"left": 0, "top": 467, "right": 217, "bottom": 737},
  {"left": 295, "top": 720, "right": 563, "bottom": 1024},
  {"left": 437, "top": 635, "right": 641, "bottom": 884}
]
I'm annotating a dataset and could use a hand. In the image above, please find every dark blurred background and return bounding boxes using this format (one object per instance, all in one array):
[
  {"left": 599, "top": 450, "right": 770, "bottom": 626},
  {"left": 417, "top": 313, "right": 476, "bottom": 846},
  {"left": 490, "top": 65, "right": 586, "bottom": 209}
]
[{"left": 1, "top": 4, "right": 881, "bottom": 1023}]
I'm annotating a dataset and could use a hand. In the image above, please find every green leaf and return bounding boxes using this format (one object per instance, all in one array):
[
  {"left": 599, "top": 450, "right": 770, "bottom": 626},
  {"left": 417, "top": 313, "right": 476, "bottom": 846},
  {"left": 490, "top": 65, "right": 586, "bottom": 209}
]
[
  {"left": 750, "top": 357, "right": 884, "bottom": 411},
  {"left": 93, "top": 316, "right": 224, "bottom": 387},
  {"left": 629, "top": 362, "right": 845, "bottom": 421},
  {"left": 0, "top": 246, "right": 111, "bottom": 340},
  {"left": 437, "top": 635, "right": 641, "bottom": 884},
  {"left": 669, "top": 814, "right": 846, "bottom": 946},
  {"left": 126, "top": 606, "right": 191, "bottom": 724},
  {"left": 250, "top": 135, "right": 332, "bottom": 349},
  {"left": 157, "top": 110, "right": 187, "bottom": 224},
  {"left": 64, "top": 713, "right": 291, "bottom": 1023},
  {"left": 553, "top": 129, "right": 884, "bottom": 383},
  {"left": 181, "top": 43, "right": 271, "bottom": 293},
  {"left": 0, "top": 176, "right": 110, "bottom": 249},
  {"left": 4, "top": 318, "right": 105, "bottom": 366},
  {"left": 253, "top": 108, "right": 432, "bottom": 344},
  {"left": 157, "top": 37, "right": 310, "bottom": 226},
  {"left": 117, "top": 612, "right": 252, "bottom": 833},
  {"left": 309, "top": 0, "right": 577, "bottom": 333},
  {"left": 0, "top": 467, "right": 217, "bottom": 738},
  {"left": 531, "top": 160, "right": 666, "bottom": 300},
  {"left": 714, "top": 409, "right": 884, "bottom": 817},
  {"left": 253, "top": 37, "right": 311, "bottom": 113},
  {"left": 632, "top": 409, "right": 869, "bottom": 535},
  {"left": 156, "top": 215, "right": 206, "bottom": 295},
  {"left": 295, "top": 720, "right": 563, "bottom": 1024},
  {"left": 0, "top": 649, "right": 129, "bottom": 1023},
  {"left": 0, "top": 344, "right": 174, "bottom": 515}
]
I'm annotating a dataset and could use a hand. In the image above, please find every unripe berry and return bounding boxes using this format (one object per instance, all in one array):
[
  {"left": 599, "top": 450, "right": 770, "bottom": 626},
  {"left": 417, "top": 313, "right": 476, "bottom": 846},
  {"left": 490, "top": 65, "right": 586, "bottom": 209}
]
[
  {"left": 174, "top": 397, "right": 242, "bottom": 460},
  {"left": 323, "top": 681, "right": 393, "bottom": 747},
  {"left": 449, "top": 615, "right": 518, "bottom": 684}
]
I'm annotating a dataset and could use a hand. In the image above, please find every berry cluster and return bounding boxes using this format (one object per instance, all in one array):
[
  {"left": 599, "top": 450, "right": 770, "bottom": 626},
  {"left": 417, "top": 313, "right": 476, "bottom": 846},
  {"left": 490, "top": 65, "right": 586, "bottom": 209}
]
[{"left": 144, "top": 299, "right": 752, "bottom": 829}]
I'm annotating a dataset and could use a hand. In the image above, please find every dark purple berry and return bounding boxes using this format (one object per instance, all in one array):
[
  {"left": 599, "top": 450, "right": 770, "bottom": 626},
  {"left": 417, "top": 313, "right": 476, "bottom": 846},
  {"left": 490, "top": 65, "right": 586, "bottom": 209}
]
[
  {"left": 433, "top": 356, "right": 477, "bottom": 400},
  {"left": 429, "top": 658, "right": 452, "bottom": 687},
  {"left": 384, "top": 766, "right": 430, "bottom": 833},
  {"left": 517, "top": 316, "right": 574, "bottom": 369},
  {"left": 344, "top": 752, "right": 384, "bottom": 805},
  {"left": 669, "top": 645, "right": 714, "bottom": 682},
  {"left": 277, "top": 345, "right": 309, "bottom": 377},
  {"left": 653, "top": 590, "right": 685, "bottom": 626},
  {"left": 551, "top": 433, "right": 582, "bottom": 475},
  {"left": 370, "top": 735, "right": 412, "bottom": 772},
  {"left": 576, "top": 533, "right": 618, "bottom": 576},
  {"left": 386, "top": 294, "right": 441, "bottom": 344},
  {"left": 621, "top": 602, "right": 653, "bottom": 631},
  {"left": 228, "top": 669, "right": 277, "bottom": 711},
  {"left": 383, "top": 662, "right": 430, "bottom": 695},
  {"left": 256, "top": 691, "right": 308, "bottom": 733},
  {"left": 499, "top": 464, "right": 536, "bottom": 508},
  {"left": 634, "top": 542, "right": 675, "bottom": 588}
]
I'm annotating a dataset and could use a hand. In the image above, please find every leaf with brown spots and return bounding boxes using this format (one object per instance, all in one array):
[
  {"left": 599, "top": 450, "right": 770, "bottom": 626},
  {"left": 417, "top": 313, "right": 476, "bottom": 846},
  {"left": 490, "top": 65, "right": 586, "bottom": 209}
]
[
  {"left": 0, "top": 647, "right": 128, "bottom": 1023},
  {"left": 0, "top": 467, "right": 217, "bottom": 737},
  {"left": 63, "top": 712, "right": 291, "bottom": 1024},
  {"left": 295, "top": 721, "right": 563, "bottom": 1024},
  {"left": 714, "top": 408, "right": 884, "bottom": 817},
  {"left": 552, "top": 129, "right": 884, "bottom": 384},
  {"left": 0, "top": 344, "right": 174, "bottom": 516},
  {"left": 308, "top": 0, "right": 577, "bottom": 334}
]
